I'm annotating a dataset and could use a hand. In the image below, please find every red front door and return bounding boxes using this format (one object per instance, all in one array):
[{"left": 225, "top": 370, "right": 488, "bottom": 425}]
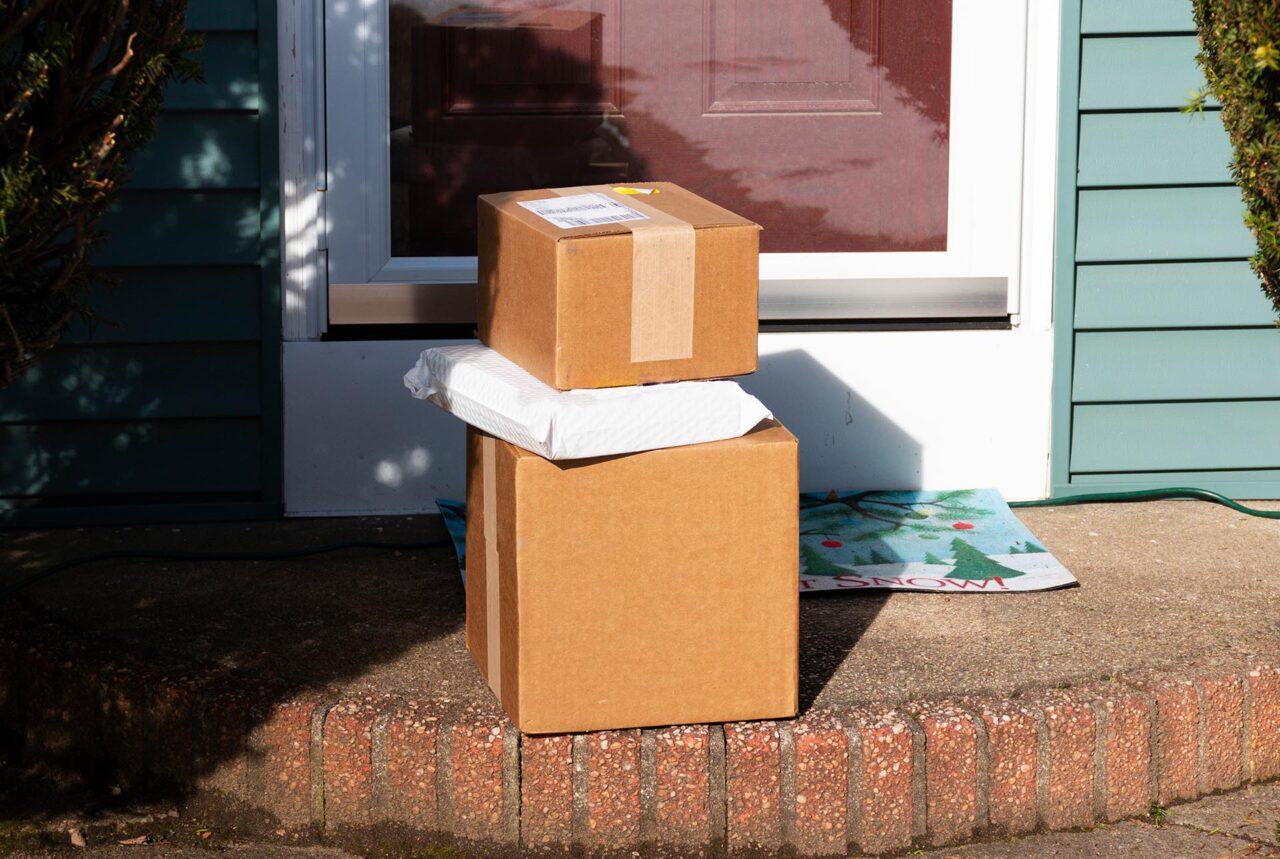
[{"left": 390, "top": 0, "right": 951, "bottom": 256}]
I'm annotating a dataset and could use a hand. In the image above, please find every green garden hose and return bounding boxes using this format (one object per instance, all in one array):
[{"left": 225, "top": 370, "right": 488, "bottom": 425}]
[{"left": 1009, "top": 487, "right": 1280, "bottom": 519}]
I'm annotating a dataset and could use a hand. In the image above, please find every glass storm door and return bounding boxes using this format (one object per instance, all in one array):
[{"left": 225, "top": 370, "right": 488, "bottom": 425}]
[
  {"left": 324, "top": 0, "right": 1027, "bottom": 322},
  {"left": 389, "top": 0, "right": 951, "bottom": 257}
]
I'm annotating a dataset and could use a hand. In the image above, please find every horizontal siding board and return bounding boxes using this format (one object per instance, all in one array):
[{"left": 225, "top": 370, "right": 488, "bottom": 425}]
[
  {"left": 1071, "top": 401, "right": 1280, "bottom": 472},
  {"left": 1081, "top": 0, "right": 1195, "bottom": 34},
  {"left": 1071, "top": 468, "right": 1280, "bottom": 484},
  {"left": 129, "top": 114, "right": 260, "bottom": 189},
  {"left": 65, "top": 269, "right": 261, "bottom": 344},
  {"left": 1076, "top": 186, "right": 1253, "bottom": 262},
  {"left": 1079, "top": 35, "right": 1210, "bottom": 110},
  {"left": 0, "top": 419, "right": 262, "bottom": 496},
  {"left": 0, "top": 345, "right": 261, "bottom": 423},
  {"left": 0, "top": 0, "right": 277, "bottom": 523},
  {"left": 163, "top": 32, "right": 260, "bottom": 111},
  {"left": 187, "top": 0, "right": 257, "bottom": 30},
  {"left": 1075, "top": 261, "right": 1273, "bottom": 329},
  {"left": 96, "top": 192, "right": 262, "bottom": 266},
  {"left": 1077, "top": 111, "right": 1232, "bottom": 186},
  {"left": 1074, "top": 329, "right": 1280, "bottom": 401}
]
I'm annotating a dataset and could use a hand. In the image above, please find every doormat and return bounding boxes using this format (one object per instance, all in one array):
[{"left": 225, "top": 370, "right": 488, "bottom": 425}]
[
  {"left": 798, "top": 488, "right": 1076, "bottom": 592},
  {"left": 434, "top": 488, "right": 1077, "bottom": 593}
]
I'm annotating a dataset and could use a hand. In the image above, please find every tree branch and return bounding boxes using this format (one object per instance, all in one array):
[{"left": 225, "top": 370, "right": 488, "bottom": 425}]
[{"left": 0, "top": 0, "right": 56, "bottom": 45}]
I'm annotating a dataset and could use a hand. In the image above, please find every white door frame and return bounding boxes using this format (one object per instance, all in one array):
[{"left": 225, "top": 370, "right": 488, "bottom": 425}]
[
  {"left": 276, "top": 0, "right": 1062, "bottom": 515},
  {"left": 287, "top": 0, "right": 1053, "bottom": 331}
]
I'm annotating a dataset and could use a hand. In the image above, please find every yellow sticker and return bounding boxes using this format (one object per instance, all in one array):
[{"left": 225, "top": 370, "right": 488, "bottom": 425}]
[{"left": 612, "top": 186, "right": 658, "bottom": 195}]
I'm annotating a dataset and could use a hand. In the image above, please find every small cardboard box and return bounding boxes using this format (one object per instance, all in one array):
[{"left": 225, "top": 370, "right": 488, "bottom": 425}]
[
  {"left": 477, "top": 182, "right": 761, "bottom": 390},
  {"left": 465, "top": 420, "right": 798, "bottom": 734}
]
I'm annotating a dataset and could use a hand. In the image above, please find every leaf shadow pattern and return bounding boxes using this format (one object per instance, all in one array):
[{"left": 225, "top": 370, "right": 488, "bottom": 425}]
[{"left": 1, "top": 0, "right": 949, "bottom": 834}]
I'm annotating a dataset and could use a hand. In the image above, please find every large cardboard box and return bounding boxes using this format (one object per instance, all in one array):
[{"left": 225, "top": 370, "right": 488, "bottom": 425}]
[
  {"left": 465, "top": 420, "right": 798, "bottom": 734},
  {"left": 477, "top": 182, "right": 761, "bottom": 390}
]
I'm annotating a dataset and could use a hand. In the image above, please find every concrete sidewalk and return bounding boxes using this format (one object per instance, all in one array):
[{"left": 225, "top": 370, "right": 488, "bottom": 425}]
[
  {"left": 3, "top": 764, "right": 1278, "bottom": 858},
  {"left": 899, "top": 781, "right": 1280, "bottom": 858},
  {"left": 3, "top": 498, "right": 1279, "bottom": 856}
]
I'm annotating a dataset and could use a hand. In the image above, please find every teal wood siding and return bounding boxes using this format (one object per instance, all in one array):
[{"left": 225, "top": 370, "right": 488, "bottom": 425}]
[
  {"left": 0, "top": 0, "right": 281, "bottom": 525},
  {"left": 1053, "top": 0, "right": 1280, "bottom": 499}
]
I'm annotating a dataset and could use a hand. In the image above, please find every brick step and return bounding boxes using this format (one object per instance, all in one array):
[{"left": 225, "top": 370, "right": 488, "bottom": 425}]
[{"left": 3, "top": 607, "right": 1279, "bottom": 856}]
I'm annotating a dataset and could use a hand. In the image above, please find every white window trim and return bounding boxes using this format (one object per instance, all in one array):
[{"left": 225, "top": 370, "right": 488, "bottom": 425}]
[
  {"left": 280, "top": 0, "right": 1060, "bottom": 337},
  {"left": 279, "top": 0, "right": 328, "bottom": 341}
]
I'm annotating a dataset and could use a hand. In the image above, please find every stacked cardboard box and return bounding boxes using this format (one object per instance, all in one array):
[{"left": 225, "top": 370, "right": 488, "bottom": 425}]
[{"left": 434, "top": 183, "right": 798, "bottom": 734}]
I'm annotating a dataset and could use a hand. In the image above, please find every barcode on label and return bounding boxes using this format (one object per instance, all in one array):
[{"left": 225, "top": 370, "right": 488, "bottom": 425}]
[
  {"left": 557, "top": 213, "right": 645, "bottom": 227},
  {"left": 518, "top": 192, "right": 649, "bottom": 230}
]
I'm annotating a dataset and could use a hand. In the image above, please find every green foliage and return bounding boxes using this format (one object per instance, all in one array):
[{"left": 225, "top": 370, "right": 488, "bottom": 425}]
[
  {"left": 1189, "top": 0, "right": 1280, "bottom": 316},
  {"left": 923, "top": 551, "right": 944, "bottom": 565},
  {"left": 0, "top": 0, "right": 200, "bottom": 387}
]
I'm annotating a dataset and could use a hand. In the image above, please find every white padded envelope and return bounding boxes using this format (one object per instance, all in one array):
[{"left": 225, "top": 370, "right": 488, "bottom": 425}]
[{"left": 404, "top": 344, "right": 771, "bottom": 460}]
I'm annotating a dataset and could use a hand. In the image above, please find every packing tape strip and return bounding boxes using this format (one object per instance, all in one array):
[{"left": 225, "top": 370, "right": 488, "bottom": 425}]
[
  {"left": 481, "top": 435, "right": 502, "bottom": 699},
  {"left": 553, "top": 186, "right": 695, "bottom": 363}
]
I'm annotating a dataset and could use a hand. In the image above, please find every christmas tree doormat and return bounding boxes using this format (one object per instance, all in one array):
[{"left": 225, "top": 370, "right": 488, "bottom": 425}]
[
  {"left": 798, "top": 488, "right": 1076, "bottom": 592},
  {"left": 434, "top": 488, "right": 1077, "bottom": 594}
]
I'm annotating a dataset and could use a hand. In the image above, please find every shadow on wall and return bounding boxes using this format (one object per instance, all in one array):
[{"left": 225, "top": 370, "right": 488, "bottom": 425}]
[
  {"left": 0, "top": 22, "right": 271, "bottom": 519},
  {"left": 742, "top": 348, "right": 924, "bottom": 494}
]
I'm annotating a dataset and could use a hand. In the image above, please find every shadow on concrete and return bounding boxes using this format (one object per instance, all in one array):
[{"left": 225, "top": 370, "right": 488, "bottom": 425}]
[
  {"left": 747, "top": 349, "right": 921, "bottom": 711},
  {"left": 0, "top": 350, "right": 922, "bottom": 805},
  {"left": 1, "top": 0, "right": 936, "bottom": 834}
]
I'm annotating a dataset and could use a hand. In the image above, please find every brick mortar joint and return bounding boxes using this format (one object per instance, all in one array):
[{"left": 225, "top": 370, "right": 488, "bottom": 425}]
[
  {"left": 1032, "top": 704, "right": 1051, "bottom": 829},
  {"left": 1090, "top": 696, "right": 1109, "bottom": 824},
  {"left": 570, "top": 733, "right": 589, "bottom": 846},
  {"left": 1241, "top": 666, "right": 1254, "bottom": 784},
  {"left": 1193, "top": 678, "right": 1209, "bottom": 797},
  {"left": 501, "top": 722, "right": 520, "bottom": 844},
  {"left": 638, "top": 729, "right": 657, "bottom": 843},
  {"left": 707, "top": 723, "right": 727, "bottom": 852},
  {"left": 369, "top": 702, "right": 397, "bottom": 821},
  {"left": 833, "top": 709, "right": 862, "bottom": 855},
  {"left": 309, "top": 698, "right": 339, "bottom": 831},
  {"left": 433, "top": 699, "right": 468, "bottom": 835},
  {"left": 1118, "top": 683, "right": 1161, "bottom": 809},
  {"left": 778, "top": 720, "right": 796, "bottom": 848},
  {"left": 957, "top": 703, "right": 991, "bottom": 836},
  {"left": 903, "top": 710, "right": 927, "bottom": 842}
]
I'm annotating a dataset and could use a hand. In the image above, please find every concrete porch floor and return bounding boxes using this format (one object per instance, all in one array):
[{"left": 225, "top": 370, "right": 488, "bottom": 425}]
[
  {"left": 5, "top": 500, "right": 1279, "bottom": 707},
  {"left": 2, "top": 499, "right": 1280, "bottom": 855}
]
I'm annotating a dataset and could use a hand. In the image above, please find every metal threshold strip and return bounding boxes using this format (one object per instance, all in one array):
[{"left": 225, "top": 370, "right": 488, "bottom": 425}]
[{"left": 327, "top": 277, "right": 1010, "bottom": 326}]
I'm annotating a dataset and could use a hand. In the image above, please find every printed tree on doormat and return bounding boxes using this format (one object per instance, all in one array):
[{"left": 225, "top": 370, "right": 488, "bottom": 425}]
[
  {"left": 800, "top": 543, "right": 848, "bottom": 577},
  {"left": 946, "top": 537, "right": 1025, "bottom": 581}
]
